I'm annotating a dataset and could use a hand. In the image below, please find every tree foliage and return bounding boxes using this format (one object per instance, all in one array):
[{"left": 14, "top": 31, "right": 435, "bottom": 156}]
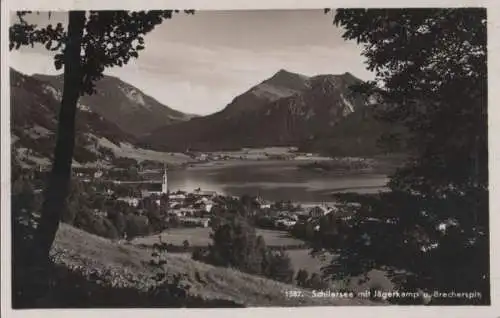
[
  {"left": 324, "top": 8, "right": 488, "bottom": 304},
  {"left": 11, "top": 10, "right": 194, "bottom": 95},
  {"left": 204, "top": 216, "right": 295, "bottom": 283},
  {"left": 334, "top": 8, "right": 487, "bottom": 196},
  {"left": 9, "top": 10, "right": 194, "bottom": 272},
  {"left": 295, "top": 269, "right": 309, "bottom": 287}
]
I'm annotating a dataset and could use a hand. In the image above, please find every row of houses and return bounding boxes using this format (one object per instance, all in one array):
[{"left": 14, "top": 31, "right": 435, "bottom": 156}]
[{"left": 257, "top": 204, "right": 343, "bottom": 231}]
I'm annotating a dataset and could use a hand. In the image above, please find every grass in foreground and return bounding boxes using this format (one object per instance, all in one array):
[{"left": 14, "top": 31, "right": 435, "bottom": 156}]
[{"left": 45, "top": 223, "right": 379, "bottom": 307}]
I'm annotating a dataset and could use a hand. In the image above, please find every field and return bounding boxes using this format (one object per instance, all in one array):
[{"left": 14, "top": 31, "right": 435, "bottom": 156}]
[
  {"left": 131, "top": 227, "right": 394, "bottom": 293},
  {"left": 131, "top": 227, "right": 306, "bottom": 248},
  {"left": 98, "top": 138, "right": 194, "bottom": 165},
  {"left": 51, "top": 223, "right": 378, "bottom": 306}
]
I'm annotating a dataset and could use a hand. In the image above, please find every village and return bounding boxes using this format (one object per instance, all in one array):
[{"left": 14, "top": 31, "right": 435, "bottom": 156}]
[{"left": 95, "top": 165, "right": 352, "bottom": 236}]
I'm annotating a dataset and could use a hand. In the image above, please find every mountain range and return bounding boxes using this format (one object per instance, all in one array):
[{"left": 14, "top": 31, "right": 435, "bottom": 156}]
[
  {"left": 11, "top": 67, "right": 401, "bottom": 166},
  {"left": 33, "top": 73, "right": 196, "bottom": 137},
  {"left": 140, "top": 69, "right": 378, "bottom": 152},
  {"left": 10, "top": 68, "right": 193, "bottom": 166}
]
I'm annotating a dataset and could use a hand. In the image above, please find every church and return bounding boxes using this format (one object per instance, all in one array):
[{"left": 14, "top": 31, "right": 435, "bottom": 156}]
[{"left": 140, "top": 165, "right": 169, "bottom": 198}]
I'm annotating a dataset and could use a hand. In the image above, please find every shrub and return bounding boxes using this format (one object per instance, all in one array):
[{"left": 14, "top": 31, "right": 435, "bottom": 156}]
[
  {"left": 262, "top": 250, "right": 294, "bottom": 284},
  {"left": 295, "top": 269, "right": 309, "bottom": 287},
  {"left": 205, "top": 216, "right": 295, "bottom": 283},
  {"left": 191, "top": 247, "right": 209, "bottom": 262},
  {"left": 125, "top": 215, "right": 150, "bottom": 240},
  {"left": 306, "top": 272, "right": 328, "bottom": 290}
]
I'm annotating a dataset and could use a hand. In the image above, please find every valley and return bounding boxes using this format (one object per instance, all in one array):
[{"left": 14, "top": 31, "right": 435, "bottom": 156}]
[
  {"left": 11, "top": 66, "right": 404, "bottom": 307},
  {"left": 9, "top": 8, "right": 488, "bottom": 309}
]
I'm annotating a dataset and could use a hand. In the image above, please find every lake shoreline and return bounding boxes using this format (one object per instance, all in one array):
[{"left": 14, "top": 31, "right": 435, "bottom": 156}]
[{"left": 138, "top": 158, "right": 392, "bottom": 203}]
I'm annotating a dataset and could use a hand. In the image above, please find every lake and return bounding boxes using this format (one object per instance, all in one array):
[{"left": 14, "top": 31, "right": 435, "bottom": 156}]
[
  {"left": 136, "top": 158, "right": 396, "bottom": 290},
  {"left": 154, "top": 159, "right": 391, "bottom": 203}
]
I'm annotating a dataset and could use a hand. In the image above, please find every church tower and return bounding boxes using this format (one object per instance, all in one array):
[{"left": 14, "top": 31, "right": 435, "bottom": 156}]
[{"left": 161, "top": 164, "right": 168, "bottom": 194}]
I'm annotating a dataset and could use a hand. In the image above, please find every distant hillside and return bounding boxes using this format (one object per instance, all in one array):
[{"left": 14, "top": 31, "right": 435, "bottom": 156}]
[
  {"left": 222, "top": 69, "right": 312, "bottom": 116},
  {"left": 49, "top": 223, "right": 378, "bottom": 306},
  {"left": 11, "top": 69, "right": 137, "bottom": 166},
  {"left": 141, "top": 69, "right": 372, "bottom": 152},
  {"left": 34, "top": 73, "right": 195, "bottom": 137},
  {"left": 11, "top": 69, "right": 198, "bottom": 167},
  {"left": 298, "top": 105, "right": 409, "bottom": 157}
]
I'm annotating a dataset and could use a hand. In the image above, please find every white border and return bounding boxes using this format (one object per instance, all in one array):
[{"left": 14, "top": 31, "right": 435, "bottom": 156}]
[
  {"left": 2, "top": 1, "right": 499, "bottom": 318},
  {"left": 4, "top": 0, "right": 493, "bottom": 10},
  {"left": 1, "top": 0, "right": 12, "bottom": 317}
]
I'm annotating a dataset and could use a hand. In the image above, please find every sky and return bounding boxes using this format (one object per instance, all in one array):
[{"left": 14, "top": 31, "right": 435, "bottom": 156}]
[{"left": 9, "top": 10, "right": 375, "bottom": 115}]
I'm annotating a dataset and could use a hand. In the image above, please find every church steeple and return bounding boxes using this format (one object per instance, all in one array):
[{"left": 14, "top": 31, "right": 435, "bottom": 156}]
[{"left": 162, "top": 163, "right": 168, "bottom": 194}]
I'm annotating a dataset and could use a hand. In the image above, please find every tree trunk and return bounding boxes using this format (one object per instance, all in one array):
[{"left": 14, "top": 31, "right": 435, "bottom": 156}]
[{"left": 32, "top": 11, "right": 86, "bottom": 266}]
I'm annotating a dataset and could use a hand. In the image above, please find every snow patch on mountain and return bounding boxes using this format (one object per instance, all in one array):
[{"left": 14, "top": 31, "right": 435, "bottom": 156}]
[
  {"left": 250, "top": 83, "right": 301, "bottom": 101},
  {"left": 119, "top": 85, "right": 148, "bottom": 109},
  {"left": 340, "top": 93, "right": 355, "bottom": 115},
  {"left": 77, "top": 103, "right": 92, "bottom": 112}
]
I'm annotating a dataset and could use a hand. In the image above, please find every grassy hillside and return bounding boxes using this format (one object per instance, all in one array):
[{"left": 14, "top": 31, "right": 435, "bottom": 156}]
[{"left": 49, "top": 223, "right": 378, "bottom": 306}]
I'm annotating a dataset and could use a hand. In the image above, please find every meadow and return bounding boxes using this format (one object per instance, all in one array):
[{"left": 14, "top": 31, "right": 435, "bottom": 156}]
[
  {"left": 49, "top": 223, "right": 379, "bottom": 306},
  {"left": 131, "top": 227, "right": 307, "bottom": 248}
]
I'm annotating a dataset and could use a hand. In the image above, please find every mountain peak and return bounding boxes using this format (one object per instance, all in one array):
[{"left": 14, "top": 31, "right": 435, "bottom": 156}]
[
  {"left": 264, "top": 68, "right": 310, "bottom": 91},
  {"left": 29, "top": 73, "right": 193, "bottom": 136},
  {"left": 339, "top": 71, "right": 361, "bottom": 83},
  {"left": 270, "top": 68, "right": 308, "bottom": 79},
  {"left": 276, "top": 68, "right": 295, "bottom": 76}
]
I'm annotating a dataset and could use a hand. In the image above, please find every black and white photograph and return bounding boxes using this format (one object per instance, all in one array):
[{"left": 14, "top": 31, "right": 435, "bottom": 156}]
[{"left": 3, "top": 5, "right": 492, "bottom": 311}]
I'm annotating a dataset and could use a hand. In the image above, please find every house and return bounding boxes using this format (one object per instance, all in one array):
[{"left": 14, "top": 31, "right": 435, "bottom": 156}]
[
  {"left": 169, "top": 193, "right": 186, "bottom": 200},
  {"left": 194, "top": 198, "right": 215, "bottom": 212},
  {"left": 169, "top": 202, "right": 183, "bottom": 209},
  {"left": 274, "top": 218, "right": 297, "bottom": 230},
  {"left": 309, "top": 205, "right": 332, "bottom": 218},
  {"left": 92, "top": 209, "right": 107, "bottom": 218},
  {"left": 255, "top": 196, "right": 272, "bottom": 210},
  {"left": 180, "top": 217, "right": 210, "bottom": 228},
  {"left": 178, "top": 207, "right": 197, "bottom": 217},
  {"left": 141, "top": 183, "right": 163, "bottom": 198},
  {"left": 194, "top": 189, "right": 218, "bottom": 197},
  {"left": 204, "top": 203, "right": 214, "bottom": 212},
  {"left": 94, "top": 170, "right": 103, "bottom": 179},
  {"left": 117, "top": 197, "right": 140, "bottom": 207},
  {"left": 169, "top": 210, "right": 186, "bottom": 217}
]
